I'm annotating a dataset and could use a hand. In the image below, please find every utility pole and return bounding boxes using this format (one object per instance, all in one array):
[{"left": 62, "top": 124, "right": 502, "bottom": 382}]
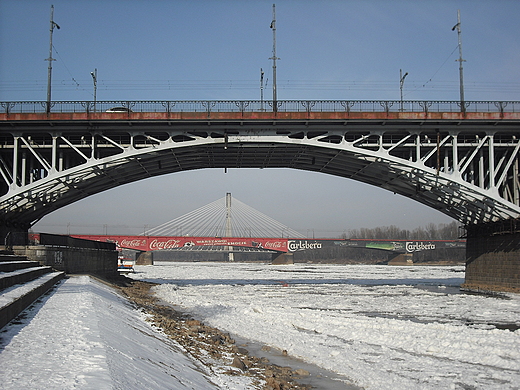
[
  {"left": 46, "top": 5, "right": 60, "bottom": 114},
  {"left": 269, "top": 4, "right": 279, "bottom": 112},
  {"left": 452, "top": 9, "right": 465, "bottom": 111}
]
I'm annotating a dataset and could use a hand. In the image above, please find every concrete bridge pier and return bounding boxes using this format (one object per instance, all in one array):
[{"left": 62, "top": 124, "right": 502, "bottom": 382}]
[
  {"left": 388, "top": 253, "right": 414, "bottom": 265},
  {"left": 0, "top": 225, "right": 28, "bottom": 249},
  {"left": 271, "top": 252, "right": 294, "bottom": 265},
  {"left": 462, "top": 219, "right": 520, "bottom": 293},
  {"left": 136, "top": 251, "right": 154, "bottom": 265}
]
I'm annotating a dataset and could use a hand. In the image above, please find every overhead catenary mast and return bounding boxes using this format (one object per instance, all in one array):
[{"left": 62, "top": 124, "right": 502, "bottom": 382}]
[
  {"left": 260, "top": 68, "right": 265, "bottom": 111},
  {"left": 269, "top": 4, "right": 279, "bottom": 112},
  {"left": 452, "top": 9, "right": 465, "bottom": 111},
  {"left": 46, "top": 5, "right": 60, "bottom": 114}
]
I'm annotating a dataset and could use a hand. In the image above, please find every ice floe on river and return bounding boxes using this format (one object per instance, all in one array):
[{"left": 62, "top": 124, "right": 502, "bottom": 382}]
[{"left": 131, "top": 262, "right": 520, "bottom": 390}]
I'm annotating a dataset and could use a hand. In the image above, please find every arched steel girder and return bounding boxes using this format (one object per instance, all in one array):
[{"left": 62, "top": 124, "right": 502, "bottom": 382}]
[{"left": 0, "top": 121, "right": 519, "bottom": 228}]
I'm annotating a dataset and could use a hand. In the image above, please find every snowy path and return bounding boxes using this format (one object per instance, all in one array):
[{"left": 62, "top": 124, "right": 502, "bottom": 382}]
[
  {"left": 131, "top": 263, "right": 520, "bottom": 390},
  {"left": 0, "top": 275, "right": 258, "bottom": 389}
]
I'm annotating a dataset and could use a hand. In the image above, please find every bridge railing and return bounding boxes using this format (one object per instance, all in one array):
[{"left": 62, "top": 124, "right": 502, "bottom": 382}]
[{"left": 1, "top": 100, "right": 520, "bottom": 114}]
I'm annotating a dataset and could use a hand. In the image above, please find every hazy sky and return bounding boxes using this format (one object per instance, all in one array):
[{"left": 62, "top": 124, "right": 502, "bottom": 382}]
[{"left": 1, "top": 0, "right": 519, "bottom": 237}]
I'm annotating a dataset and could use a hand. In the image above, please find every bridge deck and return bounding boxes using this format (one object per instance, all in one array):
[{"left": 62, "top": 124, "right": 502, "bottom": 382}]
[{"left": 3, "top": 111, "right": 520, "bottom": 122}]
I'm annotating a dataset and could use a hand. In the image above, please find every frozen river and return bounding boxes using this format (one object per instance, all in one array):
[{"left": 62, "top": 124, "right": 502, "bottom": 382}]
[{"left": 130, "top": 262, "right": 520, "bottom": 390}]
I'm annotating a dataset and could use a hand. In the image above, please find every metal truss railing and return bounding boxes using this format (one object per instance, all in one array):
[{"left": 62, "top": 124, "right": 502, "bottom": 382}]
[{"left": 1, "top": 100, "right": 520, "bottom": 114}]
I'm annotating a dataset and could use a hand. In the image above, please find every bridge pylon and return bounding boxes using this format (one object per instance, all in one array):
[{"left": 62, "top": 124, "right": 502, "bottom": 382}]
[{"left": 225, "top": 193, "right": 234, "bottom": 262}]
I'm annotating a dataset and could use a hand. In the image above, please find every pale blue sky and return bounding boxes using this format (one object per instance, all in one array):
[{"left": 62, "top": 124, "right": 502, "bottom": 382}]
[{"left": 1, "top": 0, "right": 519, "bottom": 236}]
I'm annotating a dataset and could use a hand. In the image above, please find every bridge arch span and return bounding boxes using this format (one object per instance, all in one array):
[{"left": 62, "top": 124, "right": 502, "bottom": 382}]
[{"left": 1, "top": 101, "right": 519, "bottom": 230}]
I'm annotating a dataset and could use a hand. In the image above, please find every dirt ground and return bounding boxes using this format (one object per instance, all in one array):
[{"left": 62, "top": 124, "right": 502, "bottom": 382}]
[{"left": 111, "top": 276, "right": 312, "bottom": 390}]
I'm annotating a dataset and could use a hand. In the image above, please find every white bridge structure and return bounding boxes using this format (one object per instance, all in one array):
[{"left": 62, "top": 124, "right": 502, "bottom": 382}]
[
  {"left": 145, "top": 193, "right": 304, "bottom": 239},
  {"left": 0, "top": 100, "right": 519, "bottom": 239}
]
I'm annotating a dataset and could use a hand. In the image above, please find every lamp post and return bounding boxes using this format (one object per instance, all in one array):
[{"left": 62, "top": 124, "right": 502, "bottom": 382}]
[
  {"left": 90, "top": 68, "right": 97, "bottom": 112},
  {"left": 452, "top": 9, "right": 465, "bottom": 111},
  {"left": 46, "top": 5, "right": 60, "bottom": 114},
  {"left": 399, "top": 69, "right": 408, "bottom": 112}
]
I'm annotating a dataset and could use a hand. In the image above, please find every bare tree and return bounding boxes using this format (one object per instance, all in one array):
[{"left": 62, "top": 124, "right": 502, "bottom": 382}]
[{"left": 346, "top": 221, "right": 461, "bottom": 240}]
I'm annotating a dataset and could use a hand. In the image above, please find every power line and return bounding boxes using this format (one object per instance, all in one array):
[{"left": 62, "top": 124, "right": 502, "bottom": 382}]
[
  {"left": 404, "top": 45, "right": 460, "bottom": 97},
  {"left": 1, "top": 79, "right": 519, "bottom": 95},
  {"left": 52, "top": 44, "right": 80, "bottom": 89}
]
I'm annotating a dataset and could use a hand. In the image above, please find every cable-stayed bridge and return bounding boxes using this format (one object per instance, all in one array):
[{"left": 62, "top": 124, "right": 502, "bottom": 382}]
[
  {"left": 66, "top": 193, "right": 465, "bottom": 262},
  {"left": 145, "top": 193, "right": 305, "bottom": 238}
]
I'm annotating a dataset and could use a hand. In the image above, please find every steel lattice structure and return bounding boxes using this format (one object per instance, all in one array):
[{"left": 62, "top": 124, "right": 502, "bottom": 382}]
[{"left": 0, "top": 100, "right": 519, "bottom": 231}]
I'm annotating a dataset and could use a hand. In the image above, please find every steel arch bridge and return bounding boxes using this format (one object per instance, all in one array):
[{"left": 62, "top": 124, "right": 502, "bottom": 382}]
[{"left": 0, "top": 100, "right": 519, "bottom": 234}]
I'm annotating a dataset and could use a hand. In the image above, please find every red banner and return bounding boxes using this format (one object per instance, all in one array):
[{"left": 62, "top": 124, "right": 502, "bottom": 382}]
[
  {"left": 32, "top": 234, "right": 464, "bottom": 254},
  {"left": 70, "top": 235, "right": 289, "bottom": 252}
]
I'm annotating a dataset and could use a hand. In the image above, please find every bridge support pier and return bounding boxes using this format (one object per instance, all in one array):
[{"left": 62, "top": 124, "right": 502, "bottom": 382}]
[
  {"left": 462, "top": 219, "right": 520, "bottom": 293},
  {"left": 136, "top": 251, "right": 154, "bottom": 265},
  {"left": 271, "top": 252, "right": 293, "bottom": 265},
  {"left": 388, "top": 253, "right": 414, "bottom": 265},
  {"left": 0, "top": 225, "right": 28, "bottom": 249}
]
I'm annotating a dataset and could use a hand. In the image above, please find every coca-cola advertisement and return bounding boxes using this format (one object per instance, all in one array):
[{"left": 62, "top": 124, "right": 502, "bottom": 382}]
[{"left": 71, "top": 235, "right": 289, "bottom": 252}]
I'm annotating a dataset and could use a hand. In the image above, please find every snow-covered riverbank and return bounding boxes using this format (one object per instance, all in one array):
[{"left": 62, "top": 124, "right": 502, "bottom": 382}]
[
  {"left": 130, "top": 262, "right": 520, "bottom": 390},
  {"left": 0, "top": 275, "right": 264, "bottom": 389}
]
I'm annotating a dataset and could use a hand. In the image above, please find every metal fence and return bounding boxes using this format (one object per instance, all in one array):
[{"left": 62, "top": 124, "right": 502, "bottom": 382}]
[
  {"left": 1, "top": 100, "right": 520, "bottom": 114},
  {"left": 38, "top": 233, "right": 116, "bottom": 250}
]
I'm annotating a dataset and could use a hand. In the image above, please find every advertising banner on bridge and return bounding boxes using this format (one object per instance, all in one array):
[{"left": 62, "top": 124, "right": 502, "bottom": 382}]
[
  {"left": 70, "top": 235, "right": 289, "bottom": 252},
  {"left": 328, "top": 239, "right": 465, "bottom": 253},
  {"left": 287, "top": 239, "right": 465, "bottom": 253},
  {"left": 59, "top": 235, "right": 464, "bottom": 254},
  {"left": 286, "top": 239, "right": 408, "bottom": 252}
]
